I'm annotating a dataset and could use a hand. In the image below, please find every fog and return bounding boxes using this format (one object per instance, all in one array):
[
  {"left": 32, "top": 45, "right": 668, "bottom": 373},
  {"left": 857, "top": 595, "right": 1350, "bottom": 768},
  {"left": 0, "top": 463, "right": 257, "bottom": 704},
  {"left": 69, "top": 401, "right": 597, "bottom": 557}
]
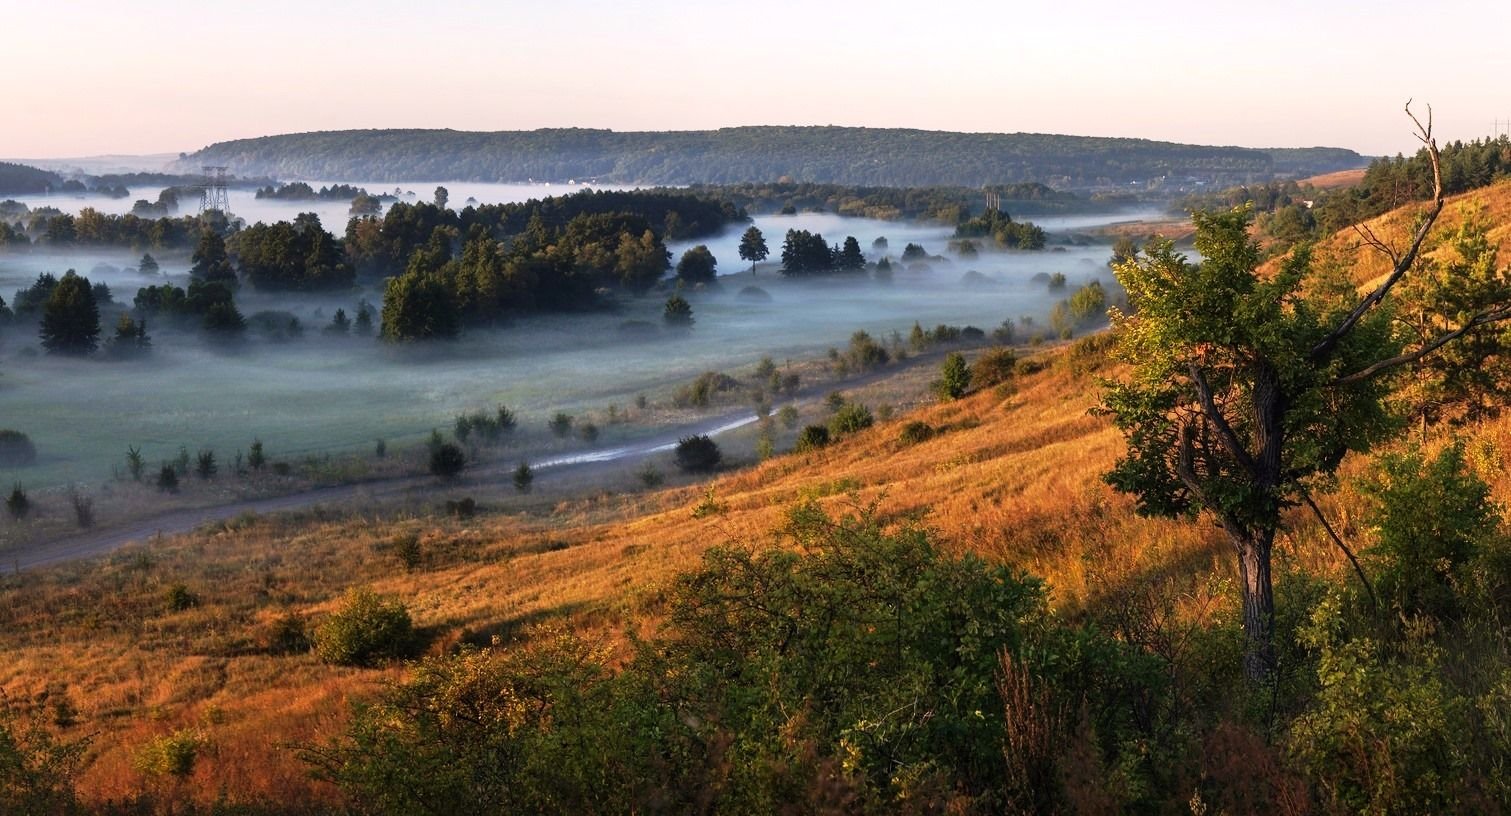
[{"left": 1, "top": 201, "right": 1139, "bottom": 491}]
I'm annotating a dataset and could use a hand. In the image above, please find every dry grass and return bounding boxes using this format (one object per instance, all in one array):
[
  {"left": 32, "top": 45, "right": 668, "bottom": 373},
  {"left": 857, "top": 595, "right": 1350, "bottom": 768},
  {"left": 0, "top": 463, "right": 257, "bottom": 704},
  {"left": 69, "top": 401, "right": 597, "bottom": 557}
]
[
  {"left": 4, "top": 342, "right": 1510, "bottom": 805},
  {"left": 1298, "top": 168, "right": 1367, "bottom": 190}
]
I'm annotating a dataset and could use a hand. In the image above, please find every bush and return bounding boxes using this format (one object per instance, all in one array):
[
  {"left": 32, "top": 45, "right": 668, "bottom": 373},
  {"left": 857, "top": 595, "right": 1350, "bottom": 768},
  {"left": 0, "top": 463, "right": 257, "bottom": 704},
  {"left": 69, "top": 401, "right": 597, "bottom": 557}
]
[
  {"left": 777, "top": 404, "right": 799, "bottom": 429},
  {"left": 429, "top": 443, "right": 466, "bottom": 480},
  {"left": 674, "top": 435, "right": 722, "bottom": 472},
  {"left": 548, "top": 413, "right": 574, "bottom": 438},
  {"left": 828, "top": 402, "right": 874, "bottom": 437},
  {"left": 164, "top": 583, "right": 199, "bottom": 612},
  {"left": 0, "top": 430, "right": 37, "bottom": 468},
  {"left": 935, "top": 352, "right": 971, "bottom": 400},
  {"left": 5, "top": 484, "right": 29, "bottom": 522},
  {"left": 156, "top": 464, "right": 179, "bottom": 493},
  {"left": 513, "top": 462, "right": 533, "bottom": 493},
  {"left": 0, "top": 708, "right": 84, "bottom": 812},
  {"left": 314, "top": 588, "right": 415, "bottom": 667},
  {"left": 263, "top": 612, "right": 312, "bottom": 655},
  {"left": 68, "top": 489, "right": 93, "bottom": 529},
  {"left": 795, "top": 425, "right": 830, "bottom": 452},
  {"left": 445, "top": 497, "right": 477, "bottom": 519},
  {"left": 636, "top": 463, "right": 664, "bottom": 488},
  {"left": 135, "top": 729, "right": 204, "bottom": 778},
  {"left": 899, "top": 421, "right": 935, "bottom": 446},
  {"left": 971, "top": 346, "right": 1018, "bottom": 387}
]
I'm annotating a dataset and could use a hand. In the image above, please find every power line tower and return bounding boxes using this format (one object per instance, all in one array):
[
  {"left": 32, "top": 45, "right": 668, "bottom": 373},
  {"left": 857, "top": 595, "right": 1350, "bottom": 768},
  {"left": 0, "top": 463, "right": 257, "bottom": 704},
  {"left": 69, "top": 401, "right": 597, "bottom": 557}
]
[
  {"left": 198, "top": 166, "right": 231, "bottom": 215},
  {"left": 984, "top": 190, "right": 1001, "bottom": 213}
]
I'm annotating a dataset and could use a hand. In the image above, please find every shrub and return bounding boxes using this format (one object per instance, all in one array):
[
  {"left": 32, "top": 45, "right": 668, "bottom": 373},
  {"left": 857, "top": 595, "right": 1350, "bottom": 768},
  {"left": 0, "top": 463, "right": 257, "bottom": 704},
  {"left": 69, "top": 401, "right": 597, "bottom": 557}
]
[
  {"left": 67, "top": 489, "right": 93, "bottom": 528},
  {"left": 899, "top": 421, "right": 935, "bottom": 446},
  {"left": 0, "top": 430, "right": 37, "bottom": 468},
  {"left": 513, "top": 462, "right": 534, "bottom": 493},
  {"left": 135, "top": 729, "right": 204, "bottom": 778},
  {"left": 247, "top": 439, "right": 266, "bottom": 471},
  {"left": 314, "top": 588, "right": 415, "bottom": 667},
  {"left": 195, "top": 449, "right": 216, "bottom": 480},
  {"left": 777, "top": 404, "right": 799, "bottom": 429},
  {"left": 0, "top": 708, "right": 84, "bottom": 812},
  {"left": 935, "top": 352, "right": 971, "bottom": 400},
  {"left": 429, "top": 443, "right": 466, "bottom": 480},
  {"left": 636, "top": 463, "right": 664, "bottom": 488},
  {"left": 971, "top": 346, "right": 1018, "bottom": 387},
  {"left": 164, "top": 583, "right": 199, "bottom": 612},
  {"left": 548, "top": 413, "right": 574, "bottom": 438},
  {"left": 445, "top": 497, "right": 477, "bottom": 519},
  {"left": 576, "top": 422, "right": 600, "bottom": 444},
  {"left": 674, "top": 435, "right": 721, "bottom": 472},
  {"left": 795, "top": 425, "right": 830, "bottom": 452},
  {"left": 263, "top": 612, "right": 312, "bottom": 655},
  {"left": 5, "top": 484, "right": 30, "bottom": 521},
  {"left": 156, "top": 465, "right": 179, "bottom": 493},
  {"left": 827, "top": 402, "right": 874, "bottom": 437}
]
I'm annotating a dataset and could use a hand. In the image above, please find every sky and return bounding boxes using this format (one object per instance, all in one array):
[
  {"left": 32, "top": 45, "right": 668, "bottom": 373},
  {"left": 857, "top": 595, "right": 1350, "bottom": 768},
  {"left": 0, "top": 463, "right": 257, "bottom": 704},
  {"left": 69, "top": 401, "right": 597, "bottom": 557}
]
[{"left": 6, "top": 0, "right": 1510, "bottom": 159}]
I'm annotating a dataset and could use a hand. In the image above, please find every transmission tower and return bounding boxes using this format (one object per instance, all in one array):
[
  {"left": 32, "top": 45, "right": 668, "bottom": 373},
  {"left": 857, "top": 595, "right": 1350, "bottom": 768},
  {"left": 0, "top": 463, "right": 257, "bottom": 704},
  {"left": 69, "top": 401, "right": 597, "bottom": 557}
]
[
  {"left": 984, "top": 190, "right": 1001, "bottom": 213},
  {"left": 198, "top": 166, "right": 231, "bottom": 215}
]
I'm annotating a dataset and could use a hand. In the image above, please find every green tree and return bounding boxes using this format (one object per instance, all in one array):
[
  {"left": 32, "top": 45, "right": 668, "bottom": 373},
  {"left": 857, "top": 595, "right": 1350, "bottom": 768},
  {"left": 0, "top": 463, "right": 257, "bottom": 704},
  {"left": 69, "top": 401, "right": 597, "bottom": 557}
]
[
  {"left": 382, "top": 273, "right": 460, "bottom": 341},
  {"left": 512, "top": 461, "right": 533, "bottom": 493},
  {"left": 138, "top": 252, "right": 160, "bottom": 275},
  {"left": 837, "top": 236, "right": 866, "bottom": 270},
  {"left": 663, "top": 294, "right": 693, "bottom": 328},
  {"left": 430, "top": 443, "right": 466, "bottom": 480},
  {"left": 675, "top": 245, "right": 717, "bottom": 284},
  {"left": 39, "top": 270, "right": 100, "bottom": 355},
  {"left": 4, "top": 484, "right": 29, "bottom": 521},
  {"left": 190, "top": 229, "right": 236, "bottom": 287},
  {"left": 433, "top": 186, "right": 449, "bottom": 209},
  {"left": 738, "top": 225, "right": 768, "bottom": 272},
  {"left": 1100, "top": 112, "right": 1511, "bottom": 679},
  {"left": 936, "top": 352, "right": 971, "bottom": 400},
  {"left": 674, "top": 435, "right": 721, "bottom": 472},
  {"left": 314, "top": 587, "right": 415, "bottom": 667}
]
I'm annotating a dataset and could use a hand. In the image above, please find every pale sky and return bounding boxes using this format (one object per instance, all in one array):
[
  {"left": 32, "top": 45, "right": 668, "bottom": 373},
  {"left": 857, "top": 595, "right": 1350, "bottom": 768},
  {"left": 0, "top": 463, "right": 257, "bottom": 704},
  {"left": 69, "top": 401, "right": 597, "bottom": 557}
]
[{"left": 6, "top": 0, "right": 1509, "bottom": 159}]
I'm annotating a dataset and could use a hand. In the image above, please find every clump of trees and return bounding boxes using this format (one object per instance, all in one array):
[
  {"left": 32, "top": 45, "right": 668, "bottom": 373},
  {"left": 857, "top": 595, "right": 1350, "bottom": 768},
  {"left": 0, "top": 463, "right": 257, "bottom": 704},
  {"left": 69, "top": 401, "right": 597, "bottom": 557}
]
[
  {"left": 0, "top": 431, "right": 38, "bottom": 468},
  {"left": 953, "top": 208, "right": 1047, "bottom": 249}
]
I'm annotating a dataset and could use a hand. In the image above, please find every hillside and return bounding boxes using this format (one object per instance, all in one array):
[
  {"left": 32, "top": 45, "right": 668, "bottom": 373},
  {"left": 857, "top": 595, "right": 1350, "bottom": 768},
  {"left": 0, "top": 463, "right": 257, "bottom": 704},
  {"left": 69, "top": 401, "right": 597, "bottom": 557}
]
[
  {"left": 177, "top": 127, "right": 1368, "bottom": 189},
  {"left": 0, "top": 160, "right": 62, "bottom": 194}
]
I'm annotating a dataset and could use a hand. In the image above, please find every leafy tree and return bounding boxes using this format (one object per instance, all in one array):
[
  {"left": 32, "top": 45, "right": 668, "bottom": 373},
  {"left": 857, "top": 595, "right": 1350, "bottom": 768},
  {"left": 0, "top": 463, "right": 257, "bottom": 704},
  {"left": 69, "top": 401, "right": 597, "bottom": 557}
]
[
  {"left": 382, "top": 273, "right": 460, "bottom": 341},
  {"left": 936, "top": 352, "right": 971, "bottom": 400},
  {"left": 433, "top": 186, "right": 449, "bottom": 209},
  {"left": 106, "top": 314, "right": 150, "bottom": 359},
  {"left": 1100, "top": 111, "right": 1511, "bottom": 679},
  {"left": 674, "top": 434, "right": 721, "bottom": 472},
  {"left": 779, "top": 229, "right": 835, "bottom": 275},
  {"left": 190, "top": 229, "right": 236, "bottom": 287},
  {"left": 675, "top": 245, "right": 717, "bottom": 284},
  {"left": 738, "top": 225, "right": 768, "bottom": 271},
  {"left": 663, "top": 294, "right": 693, "bottom": 328},
  {"left": 138, "top": 252, "right": 160, "bottom": 275},
  {"left": 39, "top": 270, "right": 100, "bottom": 355},
  {"left": 202, "top": 300, "right": 247, "bottom": 337}
]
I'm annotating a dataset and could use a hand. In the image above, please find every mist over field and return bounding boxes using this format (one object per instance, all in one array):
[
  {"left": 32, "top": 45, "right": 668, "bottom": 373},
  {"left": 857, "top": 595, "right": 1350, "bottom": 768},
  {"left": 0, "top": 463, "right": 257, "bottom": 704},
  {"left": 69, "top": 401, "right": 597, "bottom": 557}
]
[{"left": 0, "top": 194, "right": 1135, "bottom": 491}]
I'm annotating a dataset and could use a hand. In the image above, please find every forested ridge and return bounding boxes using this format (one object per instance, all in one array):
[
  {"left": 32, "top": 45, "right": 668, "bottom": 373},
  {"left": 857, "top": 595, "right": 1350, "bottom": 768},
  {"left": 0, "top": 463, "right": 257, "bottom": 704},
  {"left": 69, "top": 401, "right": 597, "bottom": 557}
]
[{"left": 179, "top": 126, "right": 1367, "bottom": 188}]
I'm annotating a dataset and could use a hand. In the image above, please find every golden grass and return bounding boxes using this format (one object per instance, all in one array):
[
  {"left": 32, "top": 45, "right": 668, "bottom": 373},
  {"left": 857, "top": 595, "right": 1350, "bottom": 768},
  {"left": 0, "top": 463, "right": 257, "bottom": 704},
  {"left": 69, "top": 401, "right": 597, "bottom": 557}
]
[{"left": 1298, "top": 168, "right": 1367, "bottom": 190}]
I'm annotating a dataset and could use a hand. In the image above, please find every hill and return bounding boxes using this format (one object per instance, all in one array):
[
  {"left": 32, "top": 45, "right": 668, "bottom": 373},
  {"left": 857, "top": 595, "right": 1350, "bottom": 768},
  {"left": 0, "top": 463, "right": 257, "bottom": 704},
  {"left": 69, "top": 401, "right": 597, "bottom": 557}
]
[
  {"left": 0, "top": 160, "right": 62, "bottom": 194},
  {"left": 178, "top": 127, "right": 1368, "bottom": 189}
]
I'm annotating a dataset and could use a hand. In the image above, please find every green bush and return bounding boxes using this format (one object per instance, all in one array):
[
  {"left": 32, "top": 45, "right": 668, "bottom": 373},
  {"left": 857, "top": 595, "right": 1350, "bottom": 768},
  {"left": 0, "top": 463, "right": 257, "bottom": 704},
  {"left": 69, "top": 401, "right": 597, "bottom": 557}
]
[
  {"left": 898, "top": 421, "right": 935, "bottom": 446},
  {"left": 795, "top": 425, "right": 830, "bottom": 452},
  {"left": 970, "top": 346, "right": 1017, "bottom": 387},
  {"left": 134, "top": 729, "right": 203, "bottom": 778},
  {"left": 827, "top": 402, "right": 874, "bottom": 437},
  {"left": 935, "top": 351, "right": 971, "bottom": 400},
  {"left": 314, "top": 588, "right": 415, "bottom": 667},
  {"left": 673, "top": 435, "right": 721, "bottom": 472},
  {"left": 0, "top": 708, "right": 84, "bottom": 813}
]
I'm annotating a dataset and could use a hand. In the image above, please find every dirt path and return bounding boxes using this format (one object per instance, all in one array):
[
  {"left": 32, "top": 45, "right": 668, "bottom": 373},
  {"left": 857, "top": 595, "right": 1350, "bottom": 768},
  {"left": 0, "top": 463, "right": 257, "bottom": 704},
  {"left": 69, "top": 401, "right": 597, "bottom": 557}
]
[{"left": 2, "top": 409, "right": 763, "bottom": 574}]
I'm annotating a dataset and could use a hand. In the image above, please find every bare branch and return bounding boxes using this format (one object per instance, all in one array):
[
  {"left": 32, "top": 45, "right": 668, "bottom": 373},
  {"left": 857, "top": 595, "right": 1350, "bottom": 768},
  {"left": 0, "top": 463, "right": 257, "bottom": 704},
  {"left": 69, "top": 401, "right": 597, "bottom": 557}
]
[
  {"left": 1311, "top": 101, "right": 1444, "bottom": 362},
  {"left": 1332, "top": 305, "right": 1511, "bottom": 386},
  {"left": 1301, "top": 489, "right": 1377, "bottom": 609}
]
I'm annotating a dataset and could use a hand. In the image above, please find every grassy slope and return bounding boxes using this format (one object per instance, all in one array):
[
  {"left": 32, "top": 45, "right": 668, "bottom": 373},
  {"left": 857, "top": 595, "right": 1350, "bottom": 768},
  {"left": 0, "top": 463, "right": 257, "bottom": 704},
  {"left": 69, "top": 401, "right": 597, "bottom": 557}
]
[{"left": 5, "top": 182, "right": 1511, "bottom": 806}]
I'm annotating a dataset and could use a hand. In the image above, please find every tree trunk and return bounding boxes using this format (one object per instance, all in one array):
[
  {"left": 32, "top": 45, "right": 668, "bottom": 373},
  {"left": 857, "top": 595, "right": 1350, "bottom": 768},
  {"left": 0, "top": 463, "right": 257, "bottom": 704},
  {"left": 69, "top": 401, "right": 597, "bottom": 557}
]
[{"left": 1235, "top": 530, "right": 1276, "bottom": 682}]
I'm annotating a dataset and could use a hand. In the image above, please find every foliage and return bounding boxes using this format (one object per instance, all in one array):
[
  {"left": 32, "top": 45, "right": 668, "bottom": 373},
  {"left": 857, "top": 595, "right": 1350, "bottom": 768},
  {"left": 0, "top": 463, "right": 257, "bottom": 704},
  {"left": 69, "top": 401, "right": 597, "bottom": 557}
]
[
  {"left": 663, "top": 294, "right": 693, "bottom": 328},
  {"left": 779, "top": 229, "right": 837, "bottom": 275},
  {"left": 134, "top": 729, "right": 204, "bottom": 778},
  {"left": 898, "top": 421, "right": 935, "bottom": 446},
  {"left": 0, "top": 707, "right": 84, "bottom": 814},
  {"left": 673, "top": 435, "right": 721, "bottom": 472},
  {"left": 186, "top": 127, "right": 1366, "bottom": 188},
  {"left": 513, "top": 461, "right": 534, "bottom": 493},
  {"left": 970, "top": 347, "right": 1018, "bottom": 387},
  {"left": 313, "top": 587, "right": 415, "bottom": 667},
  {"left": 827, "top": 402, "right": 874, "bottom": 437},
  {"left": 232, "top": 215, "right": 355, "bottom": 291},
  {"left": 795, "top": 424, "right": 830, "bottom": 452},
  {"left": 738, "top": 225, "right": 769, "bottom": 267},
  {"left": 429, "top": 443, "right": 466, "bottom": 480},
  {"left": 953, "top": 208, "right": 1046, "bottom": 249},
  {"left": 39, "top": 271, "right": 100, "bottom": 355},
  {"left": 0, "top": 430, "right": 37, "bottom": 468},
  {"left": 4, "top": 483, "right": 29, "bottom": 521},
  {"left": 935, "top": 352, "right": 971, "bottom": 400},
  {"left": 675, "top": 244, "right": 718, "bottom": 284}
]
